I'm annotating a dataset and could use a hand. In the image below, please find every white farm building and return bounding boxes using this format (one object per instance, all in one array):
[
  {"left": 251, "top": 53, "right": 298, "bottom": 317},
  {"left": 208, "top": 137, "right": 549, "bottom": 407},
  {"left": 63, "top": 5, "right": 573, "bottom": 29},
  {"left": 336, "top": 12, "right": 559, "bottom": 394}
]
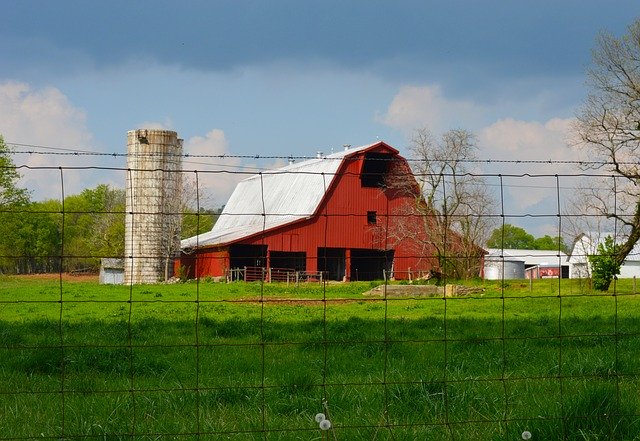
[
  {"left": 568, "top": 232, "right": 640, "bottom": 279},
  {"left": 484, "top": 249, "right": 569, "bottom": 280}
]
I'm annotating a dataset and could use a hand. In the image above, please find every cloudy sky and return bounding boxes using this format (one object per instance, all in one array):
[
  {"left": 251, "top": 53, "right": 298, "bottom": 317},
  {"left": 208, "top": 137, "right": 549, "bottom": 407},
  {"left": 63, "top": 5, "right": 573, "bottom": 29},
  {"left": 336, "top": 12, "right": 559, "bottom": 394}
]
[{"left": 1, "top": 1, "right": 639, "bottom": 235}]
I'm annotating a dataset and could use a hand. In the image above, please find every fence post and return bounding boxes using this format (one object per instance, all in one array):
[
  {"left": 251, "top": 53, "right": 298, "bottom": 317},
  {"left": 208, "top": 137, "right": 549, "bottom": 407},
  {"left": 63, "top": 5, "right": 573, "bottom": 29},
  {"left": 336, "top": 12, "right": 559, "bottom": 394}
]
[{"left": 634, "top": 276, "right": 636, "bottom": 294}]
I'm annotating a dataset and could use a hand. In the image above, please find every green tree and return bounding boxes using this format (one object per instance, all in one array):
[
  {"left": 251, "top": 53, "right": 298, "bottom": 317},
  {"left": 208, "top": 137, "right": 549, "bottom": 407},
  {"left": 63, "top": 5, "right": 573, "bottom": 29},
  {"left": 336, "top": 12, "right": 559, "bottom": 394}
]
[
  {"left": 588, "top": 235, "right": 621, "bottom": 291},
  {"left": 62, "top": 184, "right": 125, "bottom": 271},
  {"left": 13, "top": 200, "right": 63, "bottom": 273},
  {"left": 181, "top": 207, "right": 218, "bottom": 240},
  {"left": 0, "top": 135, "right": 29, "bottom": 207},
  {"left": 486, "top": 224, "right": 536, "bottom": 249},
  {"left": 532, "top": 235, "right": 569, "bottom": 253},
  {"left": 0, "top": 136, "right": 31, "bottom": 273}
]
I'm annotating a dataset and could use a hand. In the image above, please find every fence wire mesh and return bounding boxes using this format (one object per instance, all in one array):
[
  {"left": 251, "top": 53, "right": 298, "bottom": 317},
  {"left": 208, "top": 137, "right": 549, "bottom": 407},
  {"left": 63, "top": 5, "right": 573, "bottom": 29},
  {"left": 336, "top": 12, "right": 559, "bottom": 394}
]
[{"left": 0, "top": 151, "right": 639, "bottom": 440}]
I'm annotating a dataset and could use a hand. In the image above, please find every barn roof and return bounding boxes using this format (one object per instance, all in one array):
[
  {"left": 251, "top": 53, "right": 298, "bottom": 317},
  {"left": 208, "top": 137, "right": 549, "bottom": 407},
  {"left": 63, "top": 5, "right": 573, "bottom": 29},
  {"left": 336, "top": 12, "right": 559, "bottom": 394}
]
[
  {"left": 568, "top": 232, "right": 640, "bottom": 263},
  {"left": 486, "top": 248, "right": 568, "bottom": 266},
  {"left": 181, "top": 141, "right": 399, "bottom": 249}
]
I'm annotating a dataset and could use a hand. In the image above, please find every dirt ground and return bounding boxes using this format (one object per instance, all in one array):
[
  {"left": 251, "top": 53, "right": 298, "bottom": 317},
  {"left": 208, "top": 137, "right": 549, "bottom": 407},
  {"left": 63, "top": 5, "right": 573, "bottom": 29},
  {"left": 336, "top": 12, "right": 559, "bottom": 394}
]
[{"left": 9, "top": 273, "right": 99, "bottom": 282}]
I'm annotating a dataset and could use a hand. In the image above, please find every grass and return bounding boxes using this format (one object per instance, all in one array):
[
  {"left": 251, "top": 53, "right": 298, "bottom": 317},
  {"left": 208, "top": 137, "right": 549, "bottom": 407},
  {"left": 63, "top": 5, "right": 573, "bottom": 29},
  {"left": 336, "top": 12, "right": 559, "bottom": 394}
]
[{"left": 0, "top": 276, "right": 639, "bottom": 439}]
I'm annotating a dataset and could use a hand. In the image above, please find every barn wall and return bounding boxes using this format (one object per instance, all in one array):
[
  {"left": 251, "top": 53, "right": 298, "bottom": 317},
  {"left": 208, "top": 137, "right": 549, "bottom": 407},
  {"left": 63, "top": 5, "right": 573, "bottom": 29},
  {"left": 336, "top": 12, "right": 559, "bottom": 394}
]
[{"left": 180, "top": 249, "right": 229, "bottom": 279}]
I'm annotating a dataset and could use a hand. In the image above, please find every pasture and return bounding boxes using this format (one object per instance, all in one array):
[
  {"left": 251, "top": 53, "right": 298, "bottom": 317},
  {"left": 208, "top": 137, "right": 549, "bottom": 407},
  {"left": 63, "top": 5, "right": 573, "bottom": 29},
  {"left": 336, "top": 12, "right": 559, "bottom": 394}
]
[{"left": 1, "top": 275, "right": 639, "bottom": 440}]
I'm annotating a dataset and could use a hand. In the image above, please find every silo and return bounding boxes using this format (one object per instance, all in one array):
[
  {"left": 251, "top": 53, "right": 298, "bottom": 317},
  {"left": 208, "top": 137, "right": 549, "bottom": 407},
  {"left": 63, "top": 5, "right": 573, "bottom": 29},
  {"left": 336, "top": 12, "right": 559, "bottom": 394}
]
[{"left": 125, "top": 129, "right": 183, "bottom": 284}]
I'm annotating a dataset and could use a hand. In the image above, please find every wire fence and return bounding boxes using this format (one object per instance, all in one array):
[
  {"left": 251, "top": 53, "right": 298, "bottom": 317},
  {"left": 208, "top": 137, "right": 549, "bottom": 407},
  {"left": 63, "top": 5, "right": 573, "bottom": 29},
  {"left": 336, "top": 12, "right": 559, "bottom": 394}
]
[{"left": 1, "top": 150, "right": 639, "bottom": 440}]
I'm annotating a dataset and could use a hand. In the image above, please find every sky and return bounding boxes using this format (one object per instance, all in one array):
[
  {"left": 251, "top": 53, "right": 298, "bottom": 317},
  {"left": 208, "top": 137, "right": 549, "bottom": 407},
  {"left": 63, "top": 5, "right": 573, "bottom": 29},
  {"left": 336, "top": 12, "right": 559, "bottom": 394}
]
[{"left": 1, "top": 0, "right": 639, "bottom": 236}]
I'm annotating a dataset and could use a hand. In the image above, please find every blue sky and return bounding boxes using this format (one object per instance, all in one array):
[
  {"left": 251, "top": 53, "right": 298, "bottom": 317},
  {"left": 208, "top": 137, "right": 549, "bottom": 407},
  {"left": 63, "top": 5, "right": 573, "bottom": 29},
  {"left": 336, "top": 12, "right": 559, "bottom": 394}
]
[{"left": 1, "top": 1, "right": 639, "bottom": 235}]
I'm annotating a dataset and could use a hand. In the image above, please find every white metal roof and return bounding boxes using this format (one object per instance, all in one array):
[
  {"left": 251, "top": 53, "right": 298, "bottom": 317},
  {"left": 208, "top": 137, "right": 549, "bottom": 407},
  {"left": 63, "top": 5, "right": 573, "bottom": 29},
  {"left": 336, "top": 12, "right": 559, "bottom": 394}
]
[
  {"left": 181, "top": 142, "right": 389, "bottom": 249},
  {"left": 486, "top": 248, "right": 569, "bottom": 266}
]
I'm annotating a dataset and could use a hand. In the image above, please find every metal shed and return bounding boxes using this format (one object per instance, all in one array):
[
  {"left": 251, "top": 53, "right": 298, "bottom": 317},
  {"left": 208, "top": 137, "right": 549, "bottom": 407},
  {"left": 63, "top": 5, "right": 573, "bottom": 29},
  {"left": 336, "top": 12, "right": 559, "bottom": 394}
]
[{"left": 100, "top": 258, "right": 125, "bottom": 285}]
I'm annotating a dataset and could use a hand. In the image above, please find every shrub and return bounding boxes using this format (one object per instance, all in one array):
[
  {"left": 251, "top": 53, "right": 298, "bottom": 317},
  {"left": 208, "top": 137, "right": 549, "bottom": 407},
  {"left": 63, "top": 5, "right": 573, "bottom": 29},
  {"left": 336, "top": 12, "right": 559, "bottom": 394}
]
[{"left": 588, "top": 235, "right": 621, "bottom": 291}]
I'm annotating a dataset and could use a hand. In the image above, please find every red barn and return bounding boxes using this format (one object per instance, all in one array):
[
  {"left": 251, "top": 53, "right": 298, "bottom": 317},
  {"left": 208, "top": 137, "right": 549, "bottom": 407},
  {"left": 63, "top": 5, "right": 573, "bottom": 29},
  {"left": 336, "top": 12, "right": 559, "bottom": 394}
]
[{"left": 180, "top": 141, "right": 449, "bottom": 281}]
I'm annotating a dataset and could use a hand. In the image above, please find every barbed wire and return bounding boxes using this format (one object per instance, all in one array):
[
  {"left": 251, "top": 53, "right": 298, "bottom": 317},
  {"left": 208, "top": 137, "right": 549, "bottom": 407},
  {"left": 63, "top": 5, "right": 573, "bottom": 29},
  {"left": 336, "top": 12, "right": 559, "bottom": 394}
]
[{"left": 4, "top": 140, "right": 629, "bottom": 167}]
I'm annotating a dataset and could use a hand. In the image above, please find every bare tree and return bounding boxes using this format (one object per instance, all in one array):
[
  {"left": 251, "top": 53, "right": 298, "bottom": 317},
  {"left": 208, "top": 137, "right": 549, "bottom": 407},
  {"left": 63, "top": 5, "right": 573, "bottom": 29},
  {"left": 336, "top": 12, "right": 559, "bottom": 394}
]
[
  {"left": 384, "top": 128, "right": 494, "bottom": 279},
  {"left": 573, "top": 18, "right": 640, "bottom": 265},
  {"left": 164, "top": 173, "right": 217, "bottom": 280}
]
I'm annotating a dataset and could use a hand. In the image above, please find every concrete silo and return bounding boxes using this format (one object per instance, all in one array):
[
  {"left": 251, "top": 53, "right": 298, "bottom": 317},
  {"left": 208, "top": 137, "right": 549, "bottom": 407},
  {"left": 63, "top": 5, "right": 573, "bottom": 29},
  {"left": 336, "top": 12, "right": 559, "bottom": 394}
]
[{"left": 125, "top": 129, "right": 183, "bottom": 284}]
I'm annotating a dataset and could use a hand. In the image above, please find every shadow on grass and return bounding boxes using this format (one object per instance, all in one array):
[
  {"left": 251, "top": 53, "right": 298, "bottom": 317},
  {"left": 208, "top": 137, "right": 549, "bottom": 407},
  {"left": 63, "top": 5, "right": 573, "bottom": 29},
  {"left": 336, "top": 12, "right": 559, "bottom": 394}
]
[{"left": 0, "top": 315, "right": 639, "bottom": 439}]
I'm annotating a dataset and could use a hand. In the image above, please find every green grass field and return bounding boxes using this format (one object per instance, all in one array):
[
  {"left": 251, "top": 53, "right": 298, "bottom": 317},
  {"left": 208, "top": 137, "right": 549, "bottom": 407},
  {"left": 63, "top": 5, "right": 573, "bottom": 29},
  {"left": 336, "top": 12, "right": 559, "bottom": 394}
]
[{"left": 1, "top": 275, "right": 639, "bottom": 440}]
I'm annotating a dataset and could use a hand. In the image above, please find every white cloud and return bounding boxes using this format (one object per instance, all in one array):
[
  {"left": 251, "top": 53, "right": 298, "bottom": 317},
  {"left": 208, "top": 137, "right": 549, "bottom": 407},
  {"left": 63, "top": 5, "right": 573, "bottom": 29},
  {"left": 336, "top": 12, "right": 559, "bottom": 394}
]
[
  {"left": 0, "top": 81, "right": 91, "bottom": 147},
  {"left": 381, "top": 84, "right": 579, "bottom": 214},
  {"left": 0, "top": 81, "right": 107, "bottom": 200},
  {"left": 478, "top": 117, "right": 575, "bottom": 210},
  {"left": 134, "top": 119, "right": 174, "bottom": 130},
  {"left": 182, "top": 129, "right": 245, "bottom": 207},
  {"left": 380, "top": 84, "right": 482, "bottom": 134},
  {"left": 479, "top": 117, "right": 574, "bottom": 160}
]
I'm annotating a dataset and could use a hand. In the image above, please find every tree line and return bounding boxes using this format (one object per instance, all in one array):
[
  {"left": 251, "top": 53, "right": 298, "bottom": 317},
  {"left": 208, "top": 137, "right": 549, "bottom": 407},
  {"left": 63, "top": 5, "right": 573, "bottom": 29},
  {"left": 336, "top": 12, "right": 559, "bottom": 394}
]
[
  {"left": 486, "top": 224, "right": 568, "bottom": 253},
  {"left": 0, "top": 136, "right": 216, "bottom": 274}
]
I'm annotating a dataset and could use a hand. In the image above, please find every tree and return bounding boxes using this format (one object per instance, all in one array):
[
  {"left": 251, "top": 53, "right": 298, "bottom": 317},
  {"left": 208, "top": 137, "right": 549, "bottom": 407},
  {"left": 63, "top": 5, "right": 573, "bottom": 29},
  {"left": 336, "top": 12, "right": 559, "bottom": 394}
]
[
  {"left": 588, "top": 235, "right": 621, "bottom": 291},
  {"left": 486, "top": 224, "right": 569, "bottom": 253},
  {"left": 486, "top": 224, "right": 535, "bottom": 249},
  {"left": 181, "top": 207, "right": 218, "bottom": 240},
  {"left": 384, "top": 128, "right": 495, "bottom": 279},
  {"left": 0, "top": 135, "right": 29, "bottom": 207},
  {"left": 63, "top": 185, "right": 125, "bottom": 271},
  {"left": 13, "top": 200, "right": 63, "bottom": 273},
  {"left": 0, "top": 135, "right": 31, "bottom": 273},
  {"left": 533, "top": 235, "right": 569, "bottom": 253},
  {"left": 574, "top": 18, "right": 640, "bottom": 268}
]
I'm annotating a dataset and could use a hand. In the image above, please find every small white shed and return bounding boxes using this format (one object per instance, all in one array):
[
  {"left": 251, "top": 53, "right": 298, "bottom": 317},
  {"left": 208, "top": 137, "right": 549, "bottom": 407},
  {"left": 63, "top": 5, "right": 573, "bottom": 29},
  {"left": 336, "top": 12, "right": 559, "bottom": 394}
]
[{"left": 100, "top": 258, "right": 125, "bottom": 284}]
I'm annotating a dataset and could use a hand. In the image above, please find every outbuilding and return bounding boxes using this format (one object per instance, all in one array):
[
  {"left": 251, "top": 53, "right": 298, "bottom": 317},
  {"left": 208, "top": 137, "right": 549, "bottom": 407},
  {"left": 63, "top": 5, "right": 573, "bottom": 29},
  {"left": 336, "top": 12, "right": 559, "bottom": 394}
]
[
  {"left": 484, "top": 248, "right": 569, "bottom": 280},
  {"left": 483, "top": 249, "right": 525, "bottom": 280},
  {"left": 568, "top": 232, "right": 640, "bottom": 279},
  {"left": 99, "top": 258, "right": 124, "bottom": 285}
]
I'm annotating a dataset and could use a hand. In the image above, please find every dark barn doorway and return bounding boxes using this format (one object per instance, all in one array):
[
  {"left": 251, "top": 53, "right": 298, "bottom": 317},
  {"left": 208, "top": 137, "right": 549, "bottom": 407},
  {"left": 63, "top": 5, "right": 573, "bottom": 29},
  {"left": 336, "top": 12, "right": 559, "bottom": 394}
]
[
  {"left": 350, "top": 249, "right": 394, "bottom": 281},
  {"left": 229, "top": 244, "right": 268, "bottom": 269},
  {"left": 318, "top": 248, "right": 346, "bottom": 281},
  {"left": 270, "top": 251, "right": 306, "bottom": 272}
]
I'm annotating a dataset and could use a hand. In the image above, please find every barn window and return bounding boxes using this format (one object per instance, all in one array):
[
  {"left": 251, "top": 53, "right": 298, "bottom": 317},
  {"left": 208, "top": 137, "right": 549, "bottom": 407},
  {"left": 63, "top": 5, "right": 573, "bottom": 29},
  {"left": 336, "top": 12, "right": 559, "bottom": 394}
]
[
  {"left": 367, "top": 211, "right": 377, "bottom": 224},
  {"left": 360, "top": 153, "right": 392, "bottom": 188}
]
